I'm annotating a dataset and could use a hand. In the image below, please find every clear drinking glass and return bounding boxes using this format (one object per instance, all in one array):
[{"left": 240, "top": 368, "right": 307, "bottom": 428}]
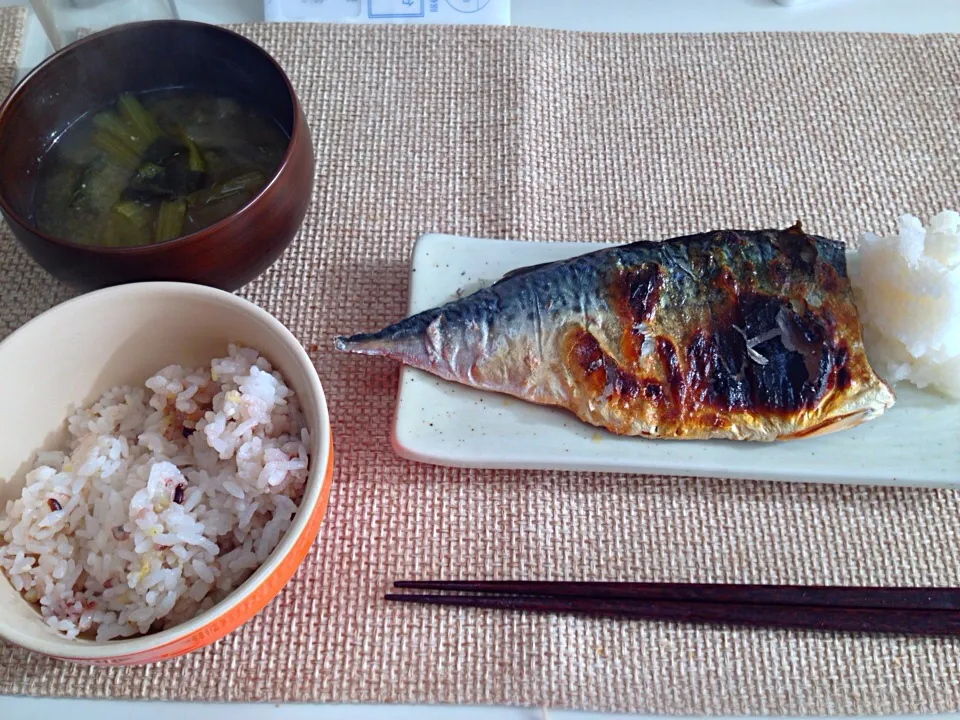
[{"left": 30, "top": 0, "right": 179, "bottom": 51}]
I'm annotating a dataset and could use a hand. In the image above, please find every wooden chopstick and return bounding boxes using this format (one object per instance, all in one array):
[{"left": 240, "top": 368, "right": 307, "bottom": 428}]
[
  {"left": 391, "top": 580, "right": 960, "bottom": 610},
  {"left": 386, "top": 581, "right": 960, "bottom": 636},
  {"left": 384, "top": 591, "right": 960, "bottom": 637}
]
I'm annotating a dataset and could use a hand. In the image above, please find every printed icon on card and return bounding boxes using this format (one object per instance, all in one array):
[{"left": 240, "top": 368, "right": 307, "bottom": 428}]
[{"left": 446, "top": 0, "right": 490, "bottom": 12}]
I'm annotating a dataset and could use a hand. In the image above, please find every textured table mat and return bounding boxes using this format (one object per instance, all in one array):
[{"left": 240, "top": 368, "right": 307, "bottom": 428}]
[
  {"left": 0, "top": 8, "right": 21, "bottom": 123},
  {"left": 2, "top": 11, "right": 960, "bottom": 715}
]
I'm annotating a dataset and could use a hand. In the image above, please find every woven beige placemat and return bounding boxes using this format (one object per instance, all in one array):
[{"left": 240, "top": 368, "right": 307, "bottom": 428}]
[
  {"left": 0, "top": 7, "right": 23, "bottom": 106},
  {"left": 2, "top": 16, "right": 960, "bottom": 715}
]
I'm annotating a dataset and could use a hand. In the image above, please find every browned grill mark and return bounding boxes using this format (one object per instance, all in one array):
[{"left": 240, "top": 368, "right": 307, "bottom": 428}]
[
  {"left": 815, "top": 257, "right": 847, "bottom": 296},
  {"left": 643, "top": 382, "right": 663, "bottom": 400},
  {"left": 773, "top": 228, "right": 819, "bottom": 273},
  {"left": 684, "top": 330, "right": 711, "bottom": 395},
  {"left": 831, "top": 344, "right": 852, "bottom": 391},
  {"left": 611, "top": 262, "right": 663, "bottom": 365},
  {"left": 565, "top": 329, "right": 645, "bottom": 405},
  {"left": 625, "top": 263, "right": 662, "bottom": 322},
  {"left": 656, "top": 337, "right": 684, "bottom": 401},
  {"left": 611, "top": 368, "right": 642, "bottom": 399},
  {"left": 835, "top": 367, "right": 851, "bottom": 390},
  {"left": 706, "top": 412, "right": 727, "bottom": 429},
  {"left": 570, "top": 329, "right": 605, "bottom": 381},
  {"left": 714, "top": 266, "right": 737, "bottom": 291},
  {"left": 768, "top": 258, "right": 789, "bottom": 287}
]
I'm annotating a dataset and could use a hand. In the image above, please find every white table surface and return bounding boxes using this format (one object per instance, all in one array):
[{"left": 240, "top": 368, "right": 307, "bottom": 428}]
[{"left": 1, "top": 1, "right": 959, "bottom": 719}]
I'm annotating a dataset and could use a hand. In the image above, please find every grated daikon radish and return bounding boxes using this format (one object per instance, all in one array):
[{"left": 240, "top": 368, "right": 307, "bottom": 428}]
[{"left": 849, "top": 209, "right": 960, "bottom": 399}]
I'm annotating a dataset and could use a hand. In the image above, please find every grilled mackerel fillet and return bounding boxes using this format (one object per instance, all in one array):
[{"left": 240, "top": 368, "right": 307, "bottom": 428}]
[{"left": 335, "top": 225, "right": 895, "bottom": 441}]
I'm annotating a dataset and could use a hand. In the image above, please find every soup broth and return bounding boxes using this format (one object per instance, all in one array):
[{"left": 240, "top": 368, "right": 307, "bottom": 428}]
[{"left": 32, "top": 88, "right": 289, "bottom": 247}]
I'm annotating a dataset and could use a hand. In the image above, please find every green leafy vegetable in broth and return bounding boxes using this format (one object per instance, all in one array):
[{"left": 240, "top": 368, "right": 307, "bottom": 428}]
[
  {"left": 175, "top": 126, "right": 206, "bottom": 175},
  {"left": 91, "top": 129, "right": 141, "bottom": 169},
  {"left": 112, "top": 199, "right": 153, "bottom": 229},
  {"left": 185, "top": 170, "right": 267, "bottom": 230},
  {"left": 155, "top": 199, "right": 187, "bottom": 244},
  {"left": 116, "top": 93, "right": 163, "bottom": 145},
  {"left": 32, "top": 89, "right": 288, "bottom": 247}
]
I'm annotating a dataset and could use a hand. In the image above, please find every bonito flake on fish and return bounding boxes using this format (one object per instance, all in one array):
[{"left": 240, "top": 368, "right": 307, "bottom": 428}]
[{"left": 335, "top": 225, "right": 895, "bottom": 441}]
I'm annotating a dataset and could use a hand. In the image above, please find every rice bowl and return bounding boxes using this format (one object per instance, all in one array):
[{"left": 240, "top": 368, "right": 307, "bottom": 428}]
[{"left": 0, "top": 283, "right": 333, "bottom": 665}]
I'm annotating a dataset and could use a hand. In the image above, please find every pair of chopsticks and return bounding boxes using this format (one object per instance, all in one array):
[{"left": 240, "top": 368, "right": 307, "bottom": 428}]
[{"left": 386, "top": 580, "right": 960, "bottom": 636}]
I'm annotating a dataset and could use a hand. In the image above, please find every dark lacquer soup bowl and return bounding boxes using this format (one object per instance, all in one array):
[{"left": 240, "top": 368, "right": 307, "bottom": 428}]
[{"left": 0, "top": 20, "right": 314, "bottom": 292}]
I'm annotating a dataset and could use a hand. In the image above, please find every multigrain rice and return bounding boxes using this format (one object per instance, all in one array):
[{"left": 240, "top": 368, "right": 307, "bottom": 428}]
[{"left": 0, "top": 345, "right": 309, "bottom": 641}]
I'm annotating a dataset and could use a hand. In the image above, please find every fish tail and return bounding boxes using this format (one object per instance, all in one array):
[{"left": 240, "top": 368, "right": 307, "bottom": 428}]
[
  {"left": 332, "top": 332, "right": 388, "bottom": 355},
  {"left": 333, "top": 309, "right": 442, "bottom": 363}
]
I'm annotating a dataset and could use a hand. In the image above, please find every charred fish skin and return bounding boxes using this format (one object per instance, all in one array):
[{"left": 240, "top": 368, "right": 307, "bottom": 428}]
[{"left": 335, "top": 226, "right": 895, "bottom": 441}]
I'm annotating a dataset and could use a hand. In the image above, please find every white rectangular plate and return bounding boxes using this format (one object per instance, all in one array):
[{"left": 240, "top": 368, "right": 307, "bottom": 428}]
[{"left": 392, "top": 234, "right": 959, "bottom": 488}]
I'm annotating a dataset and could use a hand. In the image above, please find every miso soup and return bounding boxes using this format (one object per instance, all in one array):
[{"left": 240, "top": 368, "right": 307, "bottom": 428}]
[{"left": 32, "top": 88, "right": 289, "bottom": 247}]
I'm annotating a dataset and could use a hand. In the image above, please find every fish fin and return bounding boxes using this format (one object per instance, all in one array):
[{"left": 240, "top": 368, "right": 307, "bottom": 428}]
[
  {"left": 780, "top": 408, "right": 873, "bottom": 439},
  {"left": 493, "top": 244, "right": 616, "bottom": 285},
  {"left": 493, "top": 259, "right": 562, "bottom": 285}
]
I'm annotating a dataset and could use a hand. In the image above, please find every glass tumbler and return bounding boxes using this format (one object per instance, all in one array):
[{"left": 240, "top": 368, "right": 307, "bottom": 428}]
[{"left": 30, "top": 0, "right": 180, "bottom": 51}]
